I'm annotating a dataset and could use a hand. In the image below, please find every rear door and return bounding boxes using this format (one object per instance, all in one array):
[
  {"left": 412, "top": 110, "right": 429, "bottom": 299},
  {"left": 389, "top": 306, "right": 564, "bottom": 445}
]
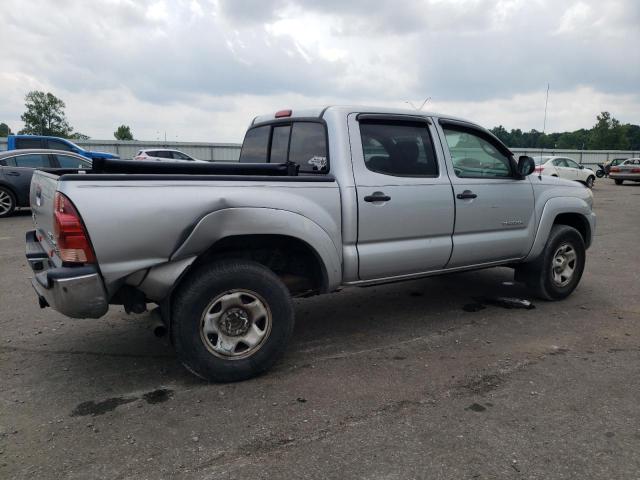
[
  {"left": 2, "top": 153, "right": 53, "bottom": 204},
  {"left": 348, "top": 114, "right": 454, "bottom": 280},
  {"left": 437, "top": 120, "right": 535, "bottom": 267}
]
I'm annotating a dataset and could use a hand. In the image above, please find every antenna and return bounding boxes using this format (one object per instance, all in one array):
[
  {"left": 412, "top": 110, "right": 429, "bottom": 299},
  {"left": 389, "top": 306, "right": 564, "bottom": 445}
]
[
  {"left": 539, "top": 84, "right": 550, "bottom": 180},
  {"left": 405, "top": 97, "right": 431, "bottom": 111}
]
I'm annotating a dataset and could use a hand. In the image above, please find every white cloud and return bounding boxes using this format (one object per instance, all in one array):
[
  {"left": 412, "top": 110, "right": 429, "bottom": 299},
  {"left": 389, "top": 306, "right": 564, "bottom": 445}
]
[{"left": 0, "top": 0, "right": 638, "bottom": 141}]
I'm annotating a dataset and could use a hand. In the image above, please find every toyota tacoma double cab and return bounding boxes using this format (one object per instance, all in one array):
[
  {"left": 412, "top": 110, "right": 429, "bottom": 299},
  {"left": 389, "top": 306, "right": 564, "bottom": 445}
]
[{"left": 26, "top": 106, "right": 596, "bottom": 381}]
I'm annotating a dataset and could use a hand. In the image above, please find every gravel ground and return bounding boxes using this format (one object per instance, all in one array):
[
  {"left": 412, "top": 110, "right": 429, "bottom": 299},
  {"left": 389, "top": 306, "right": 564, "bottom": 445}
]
[{"left": 1, "top": 180, "right": 639, "bottom": 480}]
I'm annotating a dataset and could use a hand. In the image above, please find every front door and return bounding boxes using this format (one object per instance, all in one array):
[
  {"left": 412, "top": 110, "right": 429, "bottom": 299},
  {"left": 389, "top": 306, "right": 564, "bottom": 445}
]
[
  {"left": 437, "top": 121, "right": 535, "bottom": 267},
  {"left": 3, "top": 153, "right": 52, "bottom": 204},
  {"left": 348, "top": 114, "right": 455, "bottom": 280}
]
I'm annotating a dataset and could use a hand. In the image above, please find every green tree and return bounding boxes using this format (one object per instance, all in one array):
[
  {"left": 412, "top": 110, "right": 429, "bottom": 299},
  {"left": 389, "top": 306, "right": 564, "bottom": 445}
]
[
  {"left": 113, "top": 124, "right": 133, "bottom": 141},
  {"left": 69, "top": 132, "right": 90, "bottom": 140},
  {"left": 587, "top": 112, "right": 629, "bottom": 150},
  {"left": 0, "top": 122, "right": 11, "bottom": 137},
  {"left": 19, "top": 91, "right": 72, "bottom": 137}
]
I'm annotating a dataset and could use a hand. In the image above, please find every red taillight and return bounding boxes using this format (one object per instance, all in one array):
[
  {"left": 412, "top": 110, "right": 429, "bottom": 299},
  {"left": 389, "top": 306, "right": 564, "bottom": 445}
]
[
  {"left": 610, "top": 167, "right": 621, "bottom": 172},
  {"left": 534, "top": 166, "right": 544, "bottom": 173},
  {"left": 631, "top": 168, "right": 640, "bottom": 173},
  {"left": 53, "top": 192, "right": 96, "bottom": 264},
  {"left": 275, "top": 109, "right": 292, "bottom": 118}
]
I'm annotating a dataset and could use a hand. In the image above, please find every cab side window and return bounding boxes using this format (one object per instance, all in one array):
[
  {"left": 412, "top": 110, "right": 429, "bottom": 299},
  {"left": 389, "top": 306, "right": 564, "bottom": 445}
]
[
  {"left": 359, "top": 121, "right": 438, "bottom": 177},
  {"left": 47, "top": 139, "right": 73, "bottom": 151},
  {"left": 443, "top": 127, "right": 512, "bottom": 178}
]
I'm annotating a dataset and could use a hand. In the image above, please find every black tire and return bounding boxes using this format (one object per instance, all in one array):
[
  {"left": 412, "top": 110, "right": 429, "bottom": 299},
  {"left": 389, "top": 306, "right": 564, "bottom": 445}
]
[
  {"left": 585, "top": 176, "right": 595, "bottom": 188},
  {"left": 614, "top": 179, "right": 623, "bottom": 185},
  {"left": 171, "top": 259, "right": 294, "bottom": 382},
  {"left": 516, "top": 225, "right": 586, "bottom": 301},
  {"left": 0, "top": 187, "right": 16, "bottom": 218},
  {"left": 595, "top": 170, "right": 604, "bottom": 178}
]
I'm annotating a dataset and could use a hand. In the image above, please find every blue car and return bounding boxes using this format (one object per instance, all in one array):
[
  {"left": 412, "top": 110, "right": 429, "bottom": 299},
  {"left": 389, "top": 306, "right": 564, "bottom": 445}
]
[{"left": 6, "top": 135, "right": 118, "bottom": 160}]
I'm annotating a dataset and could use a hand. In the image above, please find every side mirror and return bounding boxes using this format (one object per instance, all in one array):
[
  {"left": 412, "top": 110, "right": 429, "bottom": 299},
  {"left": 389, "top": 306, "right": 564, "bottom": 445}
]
[
  {"left": 579, "top": 165, "right": 584, "bottom": 169},
  {"left": 517, "top": 155, "right": 535, "bottom": 177}
]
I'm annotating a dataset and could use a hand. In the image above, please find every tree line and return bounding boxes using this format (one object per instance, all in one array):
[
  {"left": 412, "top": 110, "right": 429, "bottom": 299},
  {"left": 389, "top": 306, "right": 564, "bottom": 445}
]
[
  {"left": 490, "top": 112, "right": 639, "bottom": 150},
  {"left": 1, "top": 91, "right": 639, "bottom": 149}
]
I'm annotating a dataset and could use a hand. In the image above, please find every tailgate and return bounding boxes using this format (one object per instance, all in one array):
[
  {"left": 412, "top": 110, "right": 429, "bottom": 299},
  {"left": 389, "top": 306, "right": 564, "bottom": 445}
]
[{"left": 30, "top": 170, "right": 62, "bottom": 265}]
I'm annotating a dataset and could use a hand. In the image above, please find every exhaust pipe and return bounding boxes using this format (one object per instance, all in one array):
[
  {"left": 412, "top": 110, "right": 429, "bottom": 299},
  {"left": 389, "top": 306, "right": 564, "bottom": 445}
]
[{"left": 150, "top": 308, "right": 167, "bottom": 337}]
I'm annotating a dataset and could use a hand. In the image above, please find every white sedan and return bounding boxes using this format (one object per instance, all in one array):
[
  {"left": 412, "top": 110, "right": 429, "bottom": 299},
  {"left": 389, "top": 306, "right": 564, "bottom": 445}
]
[
  {"left": 134, "top": 149, "right": 206, "bottom": 163},
  {"left": 533, "top": 156, "right": 596, "bottom": 188}
]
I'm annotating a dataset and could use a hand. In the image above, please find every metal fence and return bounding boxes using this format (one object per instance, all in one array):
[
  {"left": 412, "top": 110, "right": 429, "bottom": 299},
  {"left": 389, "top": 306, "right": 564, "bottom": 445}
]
[
  {"left": 1, "top": 137, "right": 638, "bottom": 168},
  {"left": 0, "top": 138, "right": 242, "bottom": 161}
]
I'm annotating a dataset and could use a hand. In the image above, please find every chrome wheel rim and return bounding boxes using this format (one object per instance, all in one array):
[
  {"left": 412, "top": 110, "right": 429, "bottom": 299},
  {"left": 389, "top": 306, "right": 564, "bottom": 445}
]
[
  {"left": 200, "top": 289, "right": 272, "bottom": 359},
  {"left": 551, "top": 243, "right": 577, "bottom": 287},
  {"left": 0, "top": 190, "right": 13, "bottom": 215}
]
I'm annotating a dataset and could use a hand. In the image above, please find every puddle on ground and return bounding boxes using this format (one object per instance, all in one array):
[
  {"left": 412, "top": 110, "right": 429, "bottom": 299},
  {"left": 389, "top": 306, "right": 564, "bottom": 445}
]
[
  {"left": 71, "top": 397, "right": 137, "bottom": 417},
  {"left": 463, "top": 296, "right": 535, "bottom": 312},
  {"left": 142, "top": 388, "right": 174, "bottom": 404}
]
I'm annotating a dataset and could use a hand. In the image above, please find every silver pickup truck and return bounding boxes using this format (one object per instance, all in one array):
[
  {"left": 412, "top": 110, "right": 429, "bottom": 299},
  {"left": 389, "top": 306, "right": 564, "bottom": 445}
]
[{"left": 26, "top": 106, "right": 596, "bottom": 381}]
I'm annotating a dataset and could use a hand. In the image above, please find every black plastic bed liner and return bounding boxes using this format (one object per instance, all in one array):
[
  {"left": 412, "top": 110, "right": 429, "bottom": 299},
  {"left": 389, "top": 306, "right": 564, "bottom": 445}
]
[{"left": 90, "top": 158, "right": 300, "bottom": 176}]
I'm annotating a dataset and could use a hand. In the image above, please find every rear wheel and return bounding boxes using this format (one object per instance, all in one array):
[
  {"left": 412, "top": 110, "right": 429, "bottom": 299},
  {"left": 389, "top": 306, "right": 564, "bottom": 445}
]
[
  {"left": 595, "top": 170, "right": 605, "bottom": 178},
  {"left": 585, "top": 176, "right": 595, "bottom": 188},
  {"left": 171, "top": 259, "right": 294, "bottom": 382},
  {"left": 0, "top": 187, "right": 16, "bottom": 218},
  {"left": 516, "top": 225, "right": 586, "bottom": 300},
  {"left": 614, "top": 179, "right": 623, "bottom": 185}
]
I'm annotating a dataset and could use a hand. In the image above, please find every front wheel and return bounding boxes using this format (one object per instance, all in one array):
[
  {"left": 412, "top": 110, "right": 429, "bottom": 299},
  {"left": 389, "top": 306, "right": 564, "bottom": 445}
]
[
  {"left": 171, "top": 260, "right": 294, "bottom": 382},
  {"left": 516, "top": 225, "right": 586, "bottom": 300},
  {"left": 595, "top": 170, "right": 605, "bottom": 178},
  {"left": 0, "top": 187, "right": 16, "bottom": 218},
  {"left": 585, "top": 176, "right": 595, "bottom": 188},
  {"left": 614, "top": 179, "right": 623, "bottom": 185}
]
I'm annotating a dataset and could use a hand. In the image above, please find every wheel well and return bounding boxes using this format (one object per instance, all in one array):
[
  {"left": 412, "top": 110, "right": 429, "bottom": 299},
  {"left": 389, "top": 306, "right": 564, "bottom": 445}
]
[
  {"left": 553, "top": 213, "right": 591, "bottom": 247},
  {"left": 187, "top": 235, "right": 327, "bottom": 297}
]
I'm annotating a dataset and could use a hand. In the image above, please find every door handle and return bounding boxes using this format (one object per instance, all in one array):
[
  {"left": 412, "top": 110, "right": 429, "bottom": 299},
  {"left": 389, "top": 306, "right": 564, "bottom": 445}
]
[
  {"left": 456, "top": 190, "right": 477, "bottom": 200},
  {"left": 6, "top": 171, "right": 20, "bottom": 176},
  {"left": 364, "top": 193, "right": 391, "bottom": 203}
]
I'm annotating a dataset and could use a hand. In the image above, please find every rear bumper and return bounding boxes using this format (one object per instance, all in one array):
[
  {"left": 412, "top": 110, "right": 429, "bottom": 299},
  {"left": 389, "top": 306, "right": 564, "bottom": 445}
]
[
  {"left": 26, "top": 230, "right": 109, "bottom": 319},
  {"left": 609, "top": 173, "right": 640, "bottom": 181}
]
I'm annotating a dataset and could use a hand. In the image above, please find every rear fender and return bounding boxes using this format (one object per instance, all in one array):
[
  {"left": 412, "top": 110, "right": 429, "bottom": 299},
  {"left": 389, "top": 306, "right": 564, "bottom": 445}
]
[{"left": 170, "top": 207, "right": 342, "bottom": 290}]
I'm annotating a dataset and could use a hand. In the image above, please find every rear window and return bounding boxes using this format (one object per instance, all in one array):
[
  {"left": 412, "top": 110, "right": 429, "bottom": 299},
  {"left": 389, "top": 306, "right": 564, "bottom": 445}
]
[
  {"left": 47, "top": 139, "right": 73, "bottom": 151},
  {"left": 239, "top": 126, "right": 270, "bottom": 163},
  {"left": 289, "top": 123, "right": 328, "bottom": 173},
  {"left": 239, "top": 122, "right": 328, "bottom": 173},
  {"left": 55, "top": 154, "right": 91, "bottom": 168}
]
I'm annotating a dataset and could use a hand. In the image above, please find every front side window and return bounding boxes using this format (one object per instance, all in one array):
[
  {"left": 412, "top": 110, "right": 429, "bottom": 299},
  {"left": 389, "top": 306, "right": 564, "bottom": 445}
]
[
  {"left": 47, "top": 139, "right": 73, "bottom": 151},
  {"left": 12, "top": 154, "right": 50, "bottom": 168},
  {"left": 56, "top": 155, "right": 91, "bottom": 168},
  {"left": 360, "top": 122, "right": 438, "bottom": 177},
  {"left": 565, "top": 159, "right": 580, "bottom": 169},
  {"left": 443, "top": 128, "right": 512, "bottom": 178},
  {"left": 172, "top": 151, "right": 192, "bottom": 160},
  {"left": 239, "top": 126, "right": 270, "bottom": 163}
]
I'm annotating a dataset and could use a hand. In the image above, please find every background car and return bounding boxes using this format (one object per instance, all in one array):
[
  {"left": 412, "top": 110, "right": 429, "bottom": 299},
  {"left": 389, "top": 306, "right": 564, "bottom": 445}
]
[
  {"left": 533, "top": 156, "right": 596, "bottom": 188},
  {"left": 7, "top": 135, "right": 118, "bottom": 160},
  {"left": 609, "top": 158, "right": 640, "bottom": 185},
  {"left": 133, "top": 149, "right": 204, "bottom": 163},
  {"left": 0, "top": 149, "right": 91, "bottom": 217}
]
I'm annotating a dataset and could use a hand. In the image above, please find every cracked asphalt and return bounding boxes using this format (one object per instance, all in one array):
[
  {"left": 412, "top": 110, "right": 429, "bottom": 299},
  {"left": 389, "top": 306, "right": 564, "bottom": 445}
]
[{"left": 1, "top": 180, "right": 639, "bottom": 480}]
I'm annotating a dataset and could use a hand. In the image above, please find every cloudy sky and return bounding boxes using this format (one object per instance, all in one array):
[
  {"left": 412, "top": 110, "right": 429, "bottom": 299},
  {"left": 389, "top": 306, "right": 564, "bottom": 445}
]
[{"left": 1, "top": 0, "right": 638, "bottom": 142}]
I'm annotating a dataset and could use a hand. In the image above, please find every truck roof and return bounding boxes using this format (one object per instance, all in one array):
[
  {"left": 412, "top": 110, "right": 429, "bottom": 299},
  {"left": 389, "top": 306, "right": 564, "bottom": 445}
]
[{"left": 251, "top": 105, "right": 477, "bottom": 128}]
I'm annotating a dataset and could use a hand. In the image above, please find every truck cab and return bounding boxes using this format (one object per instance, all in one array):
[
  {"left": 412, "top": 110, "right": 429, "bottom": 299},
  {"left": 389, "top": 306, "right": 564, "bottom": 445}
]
[{"left": 7, "top": 135, "right": 119, "bottom": 160}]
